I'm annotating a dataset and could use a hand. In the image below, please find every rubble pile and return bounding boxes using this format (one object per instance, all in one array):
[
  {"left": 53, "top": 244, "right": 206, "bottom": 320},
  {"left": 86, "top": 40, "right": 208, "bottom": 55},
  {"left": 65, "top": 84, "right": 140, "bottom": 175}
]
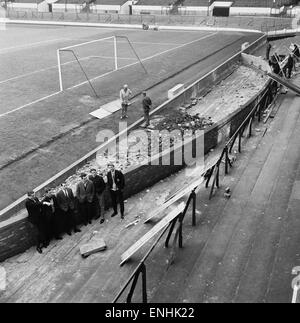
[
  {"left": 42, "top": 65, "right": 267, "bottom": 196},
  {"left": 155, "top": 111, "right": 214, "bottom": 133},
  {"left": 188, "top": 66, "right": 268, "bottom": 123}
]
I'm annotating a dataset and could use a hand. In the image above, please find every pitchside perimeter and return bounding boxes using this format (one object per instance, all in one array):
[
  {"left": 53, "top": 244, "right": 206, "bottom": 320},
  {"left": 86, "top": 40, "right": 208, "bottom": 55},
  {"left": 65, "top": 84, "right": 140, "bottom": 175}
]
[
  {"left": 0, "top": 25, "right": 261, "bottom": 212},
  {"left": 0, "top": 26, "right": 216, "bottom": 117}
]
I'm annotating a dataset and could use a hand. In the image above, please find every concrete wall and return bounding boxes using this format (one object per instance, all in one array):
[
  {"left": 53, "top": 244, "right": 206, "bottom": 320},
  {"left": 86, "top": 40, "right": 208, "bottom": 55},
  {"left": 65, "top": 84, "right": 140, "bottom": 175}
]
[
  {"left": 38, "top": 1, "right": 49, "bottom": 12},
  {"left": 50, "top": 4, "right": 121, "bottom": 13},
  {"left": 52, "top": 4, "right": 77, "bottom": 12},
  {"left": 132, "top": 5, "right": 162, "bottom": 15},
  {"left": 0, "top": 35, "right": 267, "bottom": 262},
  {"left": 7, "top": 3, "right": 37, "bottom": 10},
  {"left": 230, "top": 7, "right": 275, "bottom": 16},
  {"left": 120, "top": 0, "right": 131, "bottom": 15}
]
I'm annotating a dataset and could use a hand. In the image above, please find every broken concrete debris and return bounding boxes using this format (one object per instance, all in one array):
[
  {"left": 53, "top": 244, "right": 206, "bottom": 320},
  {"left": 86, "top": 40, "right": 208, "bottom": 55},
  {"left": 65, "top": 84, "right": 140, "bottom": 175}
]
[
  {"left": 80, "top": 232, "right": 107, "bottom": 258},
  {"left": 224, "top": 187, "right": 231, "bottom": 199}
]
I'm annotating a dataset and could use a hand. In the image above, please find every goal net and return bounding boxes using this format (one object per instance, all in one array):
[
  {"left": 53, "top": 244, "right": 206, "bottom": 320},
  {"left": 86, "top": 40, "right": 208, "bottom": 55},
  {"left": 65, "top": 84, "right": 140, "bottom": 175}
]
[{"left": 57, "top": 36, "right": 147, "bottom": 96}]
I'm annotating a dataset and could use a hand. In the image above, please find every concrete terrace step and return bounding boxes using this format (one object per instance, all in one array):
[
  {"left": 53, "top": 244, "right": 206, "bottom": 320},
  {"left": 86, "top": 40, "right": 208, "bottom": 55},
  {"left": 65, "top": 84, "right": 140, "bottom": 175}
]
[{"left": 150, "top": 92, "right": 300, "bottom": 303}]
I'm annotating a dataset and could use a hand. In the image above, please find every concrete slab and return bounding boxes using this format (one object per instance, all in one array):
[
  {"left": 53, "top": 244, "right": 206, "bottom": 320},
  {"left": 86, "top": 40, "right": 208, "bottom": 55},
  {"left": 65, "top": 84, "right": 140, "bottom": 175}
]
[
  {"left": 80, "top": 233, "right": 107, "bottom": 258},
  {"left": 89, "top": 108, "right": 111, "bottom": 120},
  {"left": 102, "top": 99, "right": 122, "bottom": 113}
]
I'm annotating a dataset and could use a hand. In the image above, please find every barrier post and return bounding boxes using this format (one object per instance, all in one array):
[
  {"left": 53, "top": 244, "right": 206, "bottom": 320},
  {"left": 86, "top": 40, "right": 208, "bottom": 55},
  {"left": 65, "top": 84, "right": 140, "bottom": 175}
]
[
  {"left": 165, "top": 218, "right": 178, "bottom": 248},
  {"left": 192, "top": 191, "right": 196, "bottom": 226},
  {"left": 126, "top": 262, "right": 147, "bottom": 303}
]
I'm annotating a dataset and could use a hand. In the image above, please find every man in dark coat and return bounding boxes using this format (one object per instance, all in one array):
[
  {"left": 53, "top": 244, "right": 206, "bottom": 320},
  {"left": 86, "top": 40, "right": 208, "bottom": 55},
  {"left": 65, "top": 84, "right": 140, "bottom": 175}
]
[
  {"left": 41, "top": 188, "right": 57, "bottom": 243},
  {"left": 142, "top": 91, "right": 152, "bottom": 127},
  {"left": 89, "top": 169, "right": 106, "bottom": 224},
  {"left": 266, "top": 40, "right": 272, "bottom": 61},
  {"left": 269, "top": 54, "right": 280, "bottom": 75},
  {"left": 284, "top": 54, "right": 294, "bottom": 78},
  {"left": 25, "top": 191, "right": 46, "bottom": 254},
  {"left": 75, "top": 173, "right": 95, "bottom": 225},
  {"left": 106, "top": 163, "right": 125, "bottom": 219},
  {"left": 56, "top": 183, "right": 81, "bottom": 235}
]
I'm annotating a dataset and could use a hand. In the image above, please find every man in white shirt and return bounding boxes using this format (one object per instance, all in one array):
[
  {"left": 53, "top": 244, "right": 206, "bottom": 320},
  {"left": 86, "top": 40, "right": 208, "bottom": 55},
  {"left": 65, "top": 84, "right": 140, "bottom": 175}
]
[{"left": 120, "top": 84, "right": 132, "bottom": 119}]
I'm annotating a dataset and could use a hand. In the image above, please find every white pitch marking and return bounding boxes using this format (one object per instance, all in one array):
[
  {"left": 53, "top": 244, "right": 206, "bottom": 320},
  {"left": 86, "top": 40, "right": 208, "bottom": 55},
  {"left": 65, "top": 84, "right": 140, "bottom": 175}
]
[
  {"left": 67, "top": 32, "right": 218, "bottom": 91},
  {"left": 0, "top": 91, "right": 61, "bottom": 118},
  {"left": 0, "top": 55, "right": 136, "bottom": 85},
  {"left": 0, "top": 32, "right": 217, "bottom": 118},
  {"left": 0, "top": 37, "right": 70, "bottom": 54},
  {"left": 0, "top": 33, "right": 216, "bottom": 85},
  {"left": 69, "top": 38, "right": 193, "bottom": 47}
]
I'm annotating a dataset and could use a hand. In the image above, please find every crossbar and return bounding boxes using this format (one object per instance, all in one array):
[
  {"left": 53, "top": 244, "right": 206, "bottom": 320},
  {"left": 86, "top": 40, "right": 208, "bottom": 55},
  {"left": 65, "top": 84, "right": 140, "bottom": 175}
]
[{"left": 60, "top": 36, "right": 115, "bottom": 51}]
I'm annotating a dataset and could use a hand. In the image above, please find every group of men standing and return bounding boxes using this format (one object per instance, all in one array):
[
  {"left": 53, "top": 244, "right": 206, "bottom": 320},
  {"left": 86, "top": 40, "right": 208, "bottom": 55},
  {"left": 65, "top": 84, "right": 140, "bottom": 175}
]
[
  {"left": 26, "top": 85, "right": 153, "bottom": 254},
  {"left": 267, "top": 40, "right": 300, "bottom": 79},
  {"left": 25, "top": 163, "right": 125, "bottom": 254}
]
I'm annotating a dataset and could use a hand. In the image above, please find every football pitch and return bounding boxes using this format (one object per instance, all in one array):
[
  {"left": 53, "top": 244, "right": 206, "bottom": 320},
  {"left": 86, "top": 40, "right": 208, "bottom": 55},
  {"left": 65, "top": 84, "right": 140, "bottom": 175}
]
[
  {"left": 0, "top": 24, "right": 261, "bottom": 212},
  {"left": 0, "top": 25, "right": 219, "bottom": 116}
]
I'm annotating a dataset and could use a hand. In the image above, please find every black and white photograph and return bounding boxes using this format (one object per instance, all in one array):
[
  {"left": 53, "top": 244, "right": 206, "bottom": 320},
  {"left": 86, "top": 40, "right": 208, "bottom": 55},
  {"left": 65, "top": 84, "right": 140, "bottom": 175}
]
[{"left": 0, "top": 0, "right": 300, "bottom": 308}]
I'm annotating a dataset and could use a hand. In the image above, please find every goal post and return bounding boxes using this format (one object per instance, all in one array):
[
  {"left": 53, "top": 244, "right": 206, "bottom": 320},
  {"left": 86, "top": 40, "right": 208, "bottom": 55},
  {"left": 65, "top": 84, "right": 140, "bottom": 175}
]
[
  {"left": 57, "top": 35, "right": 117, "bottom": 93},
  {"left": 56, "top": 35, "right": 147, "bottom": 95}
]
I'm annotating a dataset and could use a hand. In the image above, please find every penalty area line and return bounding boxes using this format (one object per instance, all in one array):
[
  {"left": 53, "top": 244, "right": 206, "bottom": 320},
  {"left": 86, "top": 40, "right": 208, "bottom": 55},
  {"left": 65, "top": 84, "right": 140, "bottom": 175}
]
[
  {"left": 0, "top": 37, "right": 70, "bottom": 54},
  {"left": 0, "top": 91, "right": 61, "bottom": 118},
  {"left": 0, "top": 55, "right": 136, "bottom": 85}
]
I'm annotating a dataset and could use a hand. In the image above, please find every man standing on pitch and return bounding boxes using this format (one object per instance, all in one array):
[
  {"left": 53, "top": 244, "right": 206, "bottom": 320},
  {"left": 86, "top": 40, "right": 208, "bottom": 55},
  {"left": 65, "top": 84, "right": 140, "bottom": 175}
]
[
  {"left": 107, "top": 163, "right": 125, "bottom": 219},
  {"left": 142, "top": 91, "right": 152, "bottom": 127},
  {"left": 120, "top": 84, "right": 132, "bottom": 119}
]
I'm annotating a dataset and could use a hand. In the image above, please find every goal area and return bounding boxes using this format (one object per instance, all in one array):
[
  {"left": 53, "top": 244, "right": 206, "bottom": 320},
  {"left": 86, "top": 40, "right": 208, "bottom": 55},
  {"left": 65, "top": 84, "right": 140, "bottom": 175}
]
[{"left": 57, "top": 35, "right": 147, "bottom": 96}]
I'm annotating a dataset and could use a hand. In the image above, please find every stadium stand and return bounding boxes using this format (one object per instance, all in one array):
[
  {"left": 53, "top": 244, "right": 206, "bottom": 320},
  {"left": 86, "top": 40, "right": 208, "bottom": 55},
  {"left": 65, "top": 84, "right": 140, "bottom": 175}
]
[
  {"left": 8, "top": 0, "right": 128, "bottom": 3},
  {"left": 132, "top": 0, "right": 299, "bottom": 16},
  {"left": 6, "top": 0, "right": 298, "bottom": 6},
  {"left": 7, "top": 0, "right": 44, "bottom": 3},
  {"left": 136, "top": 0, "right": 298, "bottom": 6}
]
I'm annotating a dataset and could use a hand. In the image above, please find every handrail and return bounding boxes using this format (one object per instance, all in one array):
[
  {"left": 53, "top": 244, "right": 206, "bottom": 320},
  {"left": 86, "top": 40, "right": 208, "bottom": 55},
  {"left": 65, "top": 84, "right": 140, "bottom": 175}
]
[
  {"left": 112, "top": 223, "right": 170, "bottom": 303},
  {"left": 113, "top": 187, "right": 199, "bottom": 303}
]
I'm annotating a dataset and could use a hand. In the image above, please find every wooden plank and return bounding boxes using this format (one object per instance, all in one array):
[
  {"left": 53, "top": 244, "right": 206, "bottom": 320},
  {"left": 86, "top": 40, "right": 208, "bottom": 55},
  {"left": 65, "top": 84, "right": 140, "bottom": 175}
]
[
  {"left": 165, "top": 155, "right": 220, "bottom": 204},
  {"left": 145, "top": 156, "right": 220, "bottom": 224},
  {"left": 144, "top": 178, "right": 204, "bottom": 224},
  {"left": 120, "top": 202, "right": 185, "bottom": 266},
  {"left": 80, "top": 237, "right": 107, "bottom": 258},
  {"left": 242, "top": 53, "right": 300, "bottom": 96},
  {"left": 90, "top": 108, "right": 111, "bottom": 119},
  {"left": 267, "top": 73, "right": 300, "bottom": 96},
  {"left": 101, "top": 99, "right": 121, "bottom": 113}
]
